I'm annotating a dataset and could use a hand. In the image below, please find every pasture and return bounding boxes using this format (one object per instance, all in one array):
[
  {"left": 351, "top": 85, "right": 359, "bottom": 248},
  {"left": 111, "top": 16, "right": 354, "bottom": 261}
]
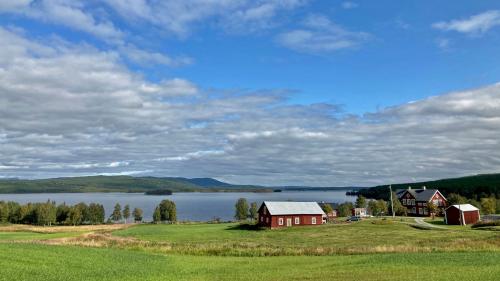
[{"left": 0, "top": 218, "right": 499, "bottom": 281}]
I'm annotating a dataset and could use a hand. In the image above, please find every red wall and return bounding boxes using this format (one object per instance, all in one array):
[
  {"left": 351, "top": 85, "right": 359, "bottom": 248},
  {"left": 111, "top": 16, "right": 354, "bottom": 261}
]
[
  {"left": 258, "top": 213, "right": 322, "bottom": 228},
  {"left": 445, "top": 207, "right": 480, "bottom": 225}
]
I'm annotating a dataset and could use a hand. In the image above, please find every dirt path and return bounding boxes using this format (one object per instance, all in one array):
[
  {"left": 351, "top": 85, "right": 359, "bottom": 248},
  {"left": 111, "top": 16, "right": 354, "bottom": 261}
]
[{"left": 414, "top": 218, "right": 447, "bottom": 229}]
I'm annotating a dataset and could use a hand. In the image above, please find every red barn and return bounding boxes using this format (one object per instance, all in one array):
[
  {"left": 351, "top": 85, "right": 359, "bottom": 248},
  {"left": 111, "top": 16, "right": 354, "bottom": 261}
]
[
  {"left": 445, "top": 204, "right": 480, "bottom": 225},
  {"left": 396, "top": 187, "right": 447, "bottom": 216},
  {"left": 258, "top": 201, "right": 325, "bottom": 229}
]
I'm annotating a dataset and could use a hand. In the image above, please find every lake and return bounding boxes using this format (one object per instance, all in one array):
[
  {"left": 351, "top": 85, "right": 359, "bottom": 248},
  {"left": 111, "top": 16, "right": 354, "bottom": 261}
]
[{"left": 0, "top": 191, "right": 354, "bottom": 221}]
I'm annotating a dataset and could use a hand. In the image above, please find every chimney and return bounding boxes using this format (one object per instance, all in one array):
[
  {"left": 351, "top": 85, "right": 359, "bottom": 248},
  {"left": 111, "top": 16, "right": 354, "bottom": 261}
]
[
  {"left": 408, "top": 186, "right": 412, "bottom": 190},
  {"left": 422, "top": 186, "right": 426, "bottom": 190}
]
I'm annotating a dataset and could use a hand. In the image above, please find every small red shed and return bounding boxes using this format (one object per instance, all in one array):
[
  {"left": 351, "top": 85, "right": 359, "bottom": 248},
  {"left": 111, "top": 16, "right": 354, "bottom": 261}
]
[
  {"left": 258, "top": 201, "right": 325, "bottom": 229},
  {"left": 445, "top": 204, "right": 480, "bottom": 225}
]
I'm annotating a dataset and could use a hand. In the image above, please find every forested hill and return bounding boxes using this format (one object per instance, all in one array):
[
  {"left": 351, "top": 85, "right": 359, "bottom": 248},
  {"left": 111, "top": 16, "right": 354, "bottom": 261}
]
[
  {"left": 357, "top": 173, "right": 500, "bottom": 200},
  {"left": 0, "top": 176, "right": 269, "bottom": 194}
]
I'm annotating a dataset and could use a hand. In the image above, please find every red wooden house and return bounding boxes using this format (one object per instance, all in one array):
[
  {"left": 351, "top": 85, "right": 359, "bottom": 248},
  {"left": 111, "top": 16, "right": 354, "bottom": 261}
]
[
  {"left": 396, "top": 187, "right": 447, "bottom": 216},
  {"left": 445, "top": 204, "right": 480, "bottom": 225},
  {"left": 258, "top": 201, "right": 325, "bottom": 229}
]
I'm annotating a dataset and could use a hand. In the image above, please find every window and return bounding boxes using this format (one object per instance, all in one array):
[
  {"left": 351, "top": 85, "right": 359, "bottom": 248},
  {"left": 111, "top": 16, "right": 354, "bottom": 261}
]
[
  {"left": 424, "top": 208, "right": 428, "bottom": 215},
  {"left": 278, "top": 218, "right": 284, "bottom": 225},
  {"left": 402, "top": 199, "right": 406, "bottom": 205},
  {"left": 419, "top": 208, "right": 423, "bottom": 214},
  {"left": 312, "top": 217, "right": 317, "bottom": 224},
  {"left": 412, "top": 207, "right": 416, "bottom": 214},
  {"left": 266, "top": 217, "right": 269, "bottom": 223},
  {"left": 263, "top": 208, "right": 266, "bottom": 215},
  {"left": 260, "top": 216, "right": 263, "bottom": 222},
  {"left": 295, "top": 217, "right": 300, "bottom": 224},
  {"left": 411, "top": 199, "right": 415, "bottom": 205},
  {"left": 433, "top": 200, "right": 439, "bottom": 206}
]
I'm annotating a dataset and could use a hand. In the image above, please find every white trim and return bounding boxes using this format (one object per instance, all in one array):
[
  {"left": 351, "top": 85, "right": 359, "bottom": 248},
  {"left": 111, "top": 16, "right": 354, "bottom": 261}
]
[
  {"left": 278, "top": 217, "right": 284, "bottom": 225},
  {"left": 312, "top": 217, "right": 317, "bottom": 224},
  {"left": 295, "top": 217, "right": 300, "bottom": 224}
]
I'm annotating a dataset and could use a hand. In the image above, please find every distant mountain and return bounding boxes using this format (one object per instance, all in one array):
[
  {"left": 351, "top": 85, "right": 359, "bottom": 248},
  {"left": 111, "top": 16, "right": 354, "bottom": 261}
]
[
  {"left": 174, "top": 177, "right": 234, "bottom": 187},
  {"left": 357, "top": 173, "right": 500, "bottom": 200},
  {"left": 0, "top": 175, "right": 270, "bottom": 194}
]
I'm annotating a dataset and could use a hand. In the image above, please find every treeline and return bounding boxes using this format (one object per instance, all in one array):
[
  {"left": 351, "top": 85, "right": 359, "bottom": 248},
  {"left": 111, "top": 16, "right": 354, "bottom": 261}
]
[
  {"left": 357, "top": 173, "right": 500, "bottom": 201},
  {"left": 0, "top": 201, "right": 144, "bottom": 225}
]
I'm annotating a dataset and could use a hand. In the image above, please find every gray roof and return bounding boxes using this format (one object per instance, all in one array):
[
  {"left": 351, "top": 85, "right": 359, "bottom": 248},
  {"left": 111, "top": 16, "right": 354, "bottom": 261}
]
[
  {"left": 396, "top": 188, "right": 442, "bottom": 202},
  {"left": 263, "top": 201, "right": 325, "bottom": 215}
]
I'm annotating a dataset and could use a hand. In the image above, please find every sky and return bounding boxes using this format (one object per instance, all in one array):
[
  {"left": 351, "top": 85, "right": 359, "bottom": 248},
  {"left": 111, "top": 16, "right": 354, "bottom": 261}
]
[{"left": 1, "top": 0, "right": 500, "bottom": 186}]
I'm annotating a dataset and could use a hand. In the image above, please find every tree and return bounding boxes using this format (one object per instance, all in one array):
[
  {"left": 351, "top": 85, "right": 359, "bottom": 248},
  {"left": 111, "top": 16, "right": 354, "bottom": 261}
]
[
  {"left": 34, "top": 201, "right": 56, "bottom": 226},
  {"left": 234, "top": 198, "right": 249, "bottom": 221},
  {"left": 427, "top": 201, "right": 438, "bottom": 219},
  {"left": 87, "top": 203, "right": 105, "bottom": 224},
  {"left": 153, "top": 207, "right": 161, "bottom": 223},
  {"left": 355, "top": 195, "right": 367, "bottom": 208},
  {"left": 388, "top": 193, "right": 406, "bottom": 216},
  {"left": 447, "top": 193, "right": 467, "bottom": 205},
  {"left": 158, "top": 200, "right": 177, "bottom": 223},
  {"left": 369, "top": 200, "right": 387, "bottom": 216},
  {"left": 377, "top": 200, "right": 388, "bottom": 216},
  {"left": 7, "top": 201, "right": 20, "bottom": 223},
  {"left": 0, "top": 201, "right": 9, "bottom": 223},
  {"left": 249, "top": 202, "right": 258, "bottom": 221},
  {"left": 481, "top": 197, "right": 496, "bottom": 214},
  {"left": 75, "top": 202, "right": 89, "bottom": 223},
  {"left": 321, "top": 203, "right": 333, "bottom": 214},
  {"left": 123, "top": 204, "right": 130, "bottom": 223},
  {"left": 56, "top": 203, "right": 70, "bottom": 224},
  {"left": 132, "top": 208, "right": 143, "bottom": 222},
  {"left": 111, "top": 203, "right": 122, "bottom": 222},
  {"left": 338, "top": 202, "right": 354, "bottom": 217},
  {"left": 67, "top": 205, "right": 83, "bottom": 226}
]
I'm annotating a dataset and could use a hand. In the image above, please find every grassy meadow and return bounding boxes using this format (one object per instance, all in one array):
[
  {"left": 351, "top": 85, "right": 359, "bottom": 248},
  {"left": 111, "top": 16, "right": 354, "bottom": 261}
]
[{"left": 0, "top": 218, "right": 499, "bottom": 280}]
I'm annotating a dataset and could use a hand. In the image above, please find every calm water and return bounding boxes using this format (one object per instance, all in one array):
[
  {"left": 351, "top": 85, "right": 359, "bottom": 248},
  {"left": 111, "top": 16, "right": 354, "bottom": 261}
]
[{"left": 0, "top": 191, "right": 354, "bottom": 221}]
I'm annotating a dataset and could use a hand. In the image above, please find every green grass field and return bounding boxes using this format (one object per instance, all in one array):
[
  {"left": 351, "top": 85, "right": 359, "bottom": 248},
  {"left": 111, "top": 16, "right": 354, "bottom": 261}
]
[
  {"left": 1, "top": 219, "right": 499, "bottom": 280},
  {"left": 0, "top": 244, "right": 499, "bottom": 281}
]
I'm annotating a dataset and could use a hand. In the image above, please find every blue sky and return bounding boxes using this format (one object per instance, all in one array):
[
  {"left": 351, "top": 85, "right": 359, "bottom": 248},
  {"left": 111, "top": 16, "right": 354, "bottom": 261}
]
[
  {"left": 2, "top": 0, "right": 499, "bottom": 113},
  {"left": 1, "top": 1, "right": 500, "bottom": 185}
]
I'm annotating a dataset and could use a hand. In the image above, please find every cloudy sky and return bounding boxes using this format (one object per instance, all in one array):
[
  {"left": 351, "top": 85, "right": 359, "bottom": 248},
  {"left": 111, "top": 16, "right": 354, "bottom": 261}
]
[{"left": 1, "top": 0, "right": 500, "bottom": 186}]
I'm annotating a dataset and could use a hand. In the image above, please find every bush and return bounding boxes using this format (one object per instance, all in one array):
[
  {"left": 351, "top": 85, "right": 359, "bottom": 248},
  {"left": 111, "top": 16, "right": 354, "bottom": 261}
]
[{"left": 471, "top": 221, "right": 500, "bottom": 228}]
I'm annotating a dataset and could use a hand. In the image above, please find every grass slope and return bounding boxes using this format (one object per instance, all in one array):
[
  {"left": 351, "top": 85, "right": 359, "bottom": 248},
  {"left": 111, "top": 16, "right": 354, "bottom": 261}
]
[
  {"left": 112, "top": 220, "right": 500, "bottom": 256},
  {"left": 0, "top": 243, "right": 499, "bottom": 281}
]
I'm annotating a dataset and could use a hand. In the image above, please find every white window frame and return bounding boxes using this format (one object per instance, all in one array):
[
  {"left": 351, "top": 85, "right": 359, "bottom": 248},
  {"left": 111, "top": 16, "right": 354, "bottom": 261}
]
[
  {"left": 402, "top": 199, "right": 406, "bottom": 205},
  {"left": 266, "top": 217, "right": 269, "bottom": 223},
  {"left": 311, "top": 217, "right": 317, "bottom": 225},
  {"left": 278, "top": 217, "right": 284, "bottom": 225},
  {"left": 295, "top": 217, "right": 300, "bottom": 224}
]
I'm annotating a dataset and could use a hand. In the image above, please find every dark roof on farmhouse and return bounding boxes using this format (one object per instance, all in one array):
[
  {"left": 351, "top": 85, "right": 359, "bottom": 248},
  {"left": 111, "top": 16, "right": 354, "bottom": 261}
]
[
  {"left": 396, "top": 188, "right": 442, "bottom": 202},
  {"left": 263, "top": 201, "right": 325, "bottom": 215}
]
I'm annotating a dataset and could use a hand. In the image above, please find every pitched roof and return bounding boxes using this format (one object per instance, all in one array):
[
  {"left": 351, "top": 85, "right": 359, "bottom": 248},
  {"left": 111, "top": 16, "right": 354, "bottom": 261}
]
[
  {"left": 447, "top": 204, "right": 479, "bottom": 212},
  {"left": 263, "top": 201, "right": 325, "bottom": 215},
  {"left": 396, "top": 188, "right": 442, "bottom": 202}
]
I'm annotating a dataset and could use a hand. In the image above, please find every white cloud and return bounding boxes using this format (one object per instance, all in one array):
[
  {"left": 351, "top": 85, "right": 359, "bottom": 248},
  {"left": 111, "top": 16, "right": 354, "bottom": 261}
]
[
  {"left": 2, "top": 27, "right": 500, "bottom": 186},
  {"left": 0, "top": 0, "right": 31, "bottom": 11},
  {"left": 104, "top": 0, "right": 308, "bottom": 36},
  {"left": 118, "top": 44, "right": 193, "bottom": 67},
  {"left": 435, "top": 38, "right": 451, "bottom": 50},
  {"left": 432, "top": 10, "right": 500, "bottom": 35},
  {"left": 341, "top": 2, "right": 358, "bottom": 9},
  {"left": 276, "top": 14, "right": 370, "bottom": 54}
]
